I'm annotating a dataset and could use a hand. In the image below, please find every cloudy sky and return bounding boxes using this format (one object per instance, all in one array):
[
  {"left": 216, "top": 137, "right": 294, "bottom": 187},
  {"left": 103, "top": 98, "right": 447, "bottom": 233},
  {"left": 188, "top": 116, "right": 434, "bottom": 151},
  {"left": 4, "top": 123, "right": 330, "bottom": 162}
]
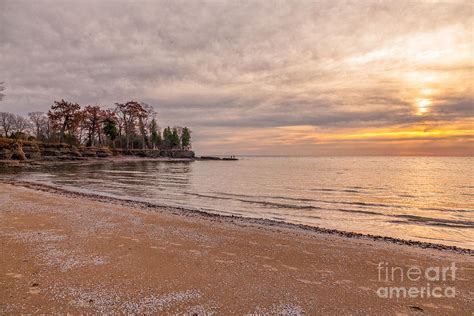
[{"left": 0, "top": 0, "right": 472, "bottom": 155}]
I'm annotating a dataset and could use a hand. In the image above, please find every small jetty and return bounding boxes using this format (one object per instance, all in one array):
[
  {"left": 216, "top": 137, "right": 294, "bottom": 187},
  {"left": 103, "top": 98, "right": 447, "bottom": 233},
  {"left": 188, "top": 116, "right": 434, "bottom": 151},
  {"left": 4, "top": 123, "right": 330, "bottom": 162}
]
[{"left": 197, "top": 156, "right": 238, "bottom": 161}]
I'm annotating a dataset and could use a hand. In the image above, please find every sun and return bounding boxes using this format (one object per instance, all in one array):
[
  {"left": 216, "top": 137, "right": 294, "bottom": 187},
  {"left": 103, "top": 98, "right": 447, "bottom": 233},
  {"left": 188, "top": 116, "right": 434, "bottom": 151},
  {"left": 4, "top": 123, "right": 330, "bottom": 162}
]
[{"left": 416, "top": 99, "right": 431, "bottom": 115}]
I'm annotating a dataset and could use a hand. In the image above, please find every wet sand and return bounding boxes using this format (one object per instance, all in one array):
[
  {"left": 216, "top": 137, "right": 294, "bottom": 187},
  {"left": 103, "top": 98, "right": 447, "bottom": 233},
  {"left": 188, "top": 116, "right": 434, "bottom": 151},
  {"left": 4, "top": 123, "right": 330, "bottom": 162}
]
[{"left": 0, "top": 183, "right": 473, "bottom": 314}]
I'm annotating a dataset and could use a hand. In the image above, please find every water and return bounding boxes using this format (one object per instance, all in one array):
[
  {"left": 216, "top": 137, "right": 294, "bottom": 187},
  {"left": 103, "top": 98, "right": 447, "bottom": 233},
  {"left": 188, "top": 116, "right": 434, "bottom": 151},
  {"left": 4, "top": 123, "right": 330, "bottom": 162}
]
[{"left": 5, "top": 157, "right": 474, "bottom": 249}]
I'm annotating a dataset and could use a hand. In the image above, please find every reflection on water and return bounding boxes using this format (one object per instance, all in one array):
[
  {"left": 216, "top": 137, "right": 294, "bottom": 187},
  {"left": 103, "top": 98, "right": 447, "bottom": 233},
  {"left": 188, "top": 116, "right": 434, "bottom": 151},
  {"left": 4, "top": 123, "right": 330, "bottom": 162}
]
[{"left": 5, "top": 157, "right": 474, "bottom": 248}]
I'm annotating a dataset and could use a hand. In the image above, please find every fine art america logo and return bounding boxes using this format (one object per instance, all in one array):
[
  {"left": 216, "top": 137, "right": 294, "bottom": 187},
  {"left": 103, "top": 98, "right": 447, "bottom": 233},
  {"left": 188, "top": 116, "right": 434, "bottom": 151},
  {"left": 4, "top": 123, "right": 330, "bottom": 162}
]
[{"left": 376, "top": 262, "right": 457, "bottom": 299}]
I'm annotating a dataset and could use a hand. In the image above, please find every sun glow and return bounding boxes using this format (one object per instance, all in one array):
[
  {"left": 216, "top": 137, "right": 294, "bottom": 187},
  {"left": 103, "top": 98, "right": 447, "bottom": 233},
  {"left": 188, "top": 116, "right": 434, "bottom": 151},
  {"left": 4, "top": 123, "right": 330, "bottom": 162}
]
[{"left": 416, "top": 99, "right": 431, "bottom": 115}]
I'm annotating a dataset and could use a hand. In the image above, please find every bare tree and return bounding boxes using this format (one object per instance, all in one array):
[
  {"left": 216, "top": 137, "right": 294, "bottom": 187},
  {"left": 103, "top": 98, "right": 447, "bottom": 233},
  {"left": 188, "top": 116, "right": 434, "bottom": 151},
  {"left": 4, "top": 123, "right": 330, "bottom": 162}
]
[
  {"left": 28, "top": 111, "right": 48, "bottom": 140},
  {"left": 0, "top": 112, "right": 15, "bottom": 137},
  {"left": 12, "top": 114, "right": 31, "bottom": 136}
]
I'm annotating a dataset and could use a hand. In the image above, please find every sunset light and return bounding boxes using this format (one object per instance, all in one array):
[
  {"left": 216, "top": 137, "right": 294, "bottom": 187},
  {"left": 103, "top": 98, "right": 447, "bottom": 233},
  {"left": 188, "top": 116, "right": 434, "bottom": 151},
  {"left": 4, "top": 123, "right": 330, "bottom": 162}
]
[
  {"left": 1, "top": 0, "right": 473, "bottom": 157},
  {"left": 416, "top": 98, "right": 431, "bottom": 115},
  {"left": 1, "top": 1, "right": 473, "bottom": 313}
]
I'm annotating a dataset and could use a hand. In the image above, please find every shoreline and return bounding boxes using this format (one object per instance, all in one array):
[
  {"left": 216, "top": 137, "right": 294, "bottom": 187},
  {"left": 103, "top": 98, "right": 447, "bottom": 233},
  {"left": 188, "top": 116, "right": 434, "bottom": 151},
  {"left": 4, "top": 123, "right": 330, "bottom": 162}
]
[
  {"left": 1, "top": 182, "right": 473, "bottom": 313},
  {"left": 0, "top": 156, "right": 195, "bottom": 168},
  {"left": 3, "top": 180, "right": 472, "bottom": 256}
]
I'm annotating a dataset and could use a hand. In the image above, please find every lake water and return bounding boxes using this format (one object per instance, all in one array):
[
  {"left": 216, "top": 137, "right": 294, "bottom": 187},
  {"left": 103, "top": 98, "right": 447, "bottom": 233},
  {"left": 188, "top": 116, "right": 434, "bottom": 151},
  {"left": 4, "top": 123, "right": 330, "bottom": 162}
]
[{"left": 5, "top": 157, "right": 474, "bottom": 249}]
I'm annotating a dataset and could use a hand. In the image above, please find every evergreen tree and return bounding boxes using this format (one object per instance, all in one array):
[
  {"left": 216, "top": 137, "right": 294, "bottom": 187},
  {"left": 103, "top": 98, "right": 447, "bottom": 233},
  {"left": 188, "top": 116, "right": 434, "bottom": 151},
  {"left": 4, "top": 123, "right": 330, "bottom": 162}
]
[
  {"left": 171, "top": 127, "right": 180, "bottom": 148},
  {"left": 181, "top": 127, "right": 191, "bottom": 149},
  {"left": 162, "top": 126, "right": 172, "bottom": 149},
  {"left": 102, "top": 117, "right": 118, "bottom": 146}
]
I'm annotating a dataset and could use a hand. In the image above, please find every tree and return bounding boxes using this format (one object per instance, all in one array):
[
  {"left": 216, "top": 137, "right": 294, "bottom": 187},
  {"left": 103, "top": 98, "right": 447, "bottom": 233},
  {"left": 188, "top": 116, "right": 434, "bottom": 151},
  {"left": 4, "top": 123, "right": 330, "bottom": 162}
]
[
  {"left": 11, "top": 115, "right": 31, "bottom": 137},
  {"left": 0, "top": 112, "right": 15, "bottom": 137},
  {"left": 128, "top": 101, "right": 149, "bottom": 149},
  {"left": 102, "top": 110, "right": 119, "bottom": 147},
  {"left": 48, "top": 99, "right": 81, "bottom": 143},
  {"left": 149, "top": 118, "right": 161, "bottom": 149},
  {"left": 28, "top": 112, "right": 48, "bottom": 140},
  {"left": 181, "top": 127, "right": 191, "bottom": 149},
  {"left": 171, "top": 127, "right": 180, "bottom": 148},
  {"left": 115, "top": 101, "right": 150, "bottom": 149},
  {"left": 82, "top": 105, "right": 106, "bottom": 146},
  {"left": 162, "top": 126, "right": 172, "bottom": 149}
]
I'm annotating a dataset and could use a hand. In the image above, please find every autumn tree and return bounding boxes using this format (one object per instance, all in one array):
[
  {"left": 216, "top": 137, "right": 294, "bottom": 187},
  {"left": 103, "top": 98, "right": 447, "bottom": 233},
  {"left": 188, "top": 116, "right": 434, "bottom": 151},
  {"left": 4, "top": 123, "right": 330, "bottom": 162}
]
[
  {"left": 82, "top": 105, "right": 106, "bottom": 146},
  {"left": 48, "top": 99, "right": 81, "bottom": 143},
  {"left": 115, "top": 101, "right": 150, "bottom": 149},
  {"left": 128, "top": 101, "right": 149, "bottom": 149},
  {"left": 115, "top": 102, "right": 135, "bottom": 149}
]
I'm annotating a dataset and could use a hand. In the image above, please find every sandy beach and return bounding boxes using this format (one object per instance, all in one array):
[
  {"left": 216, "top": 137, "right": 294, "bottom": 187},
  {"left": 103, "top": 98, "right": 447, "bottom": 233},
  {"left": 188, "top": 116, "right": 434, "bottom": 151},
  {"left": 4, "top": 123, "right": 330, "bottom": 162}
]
[{"left": 0, "top": 182, "right": 473, "bottom": 314}]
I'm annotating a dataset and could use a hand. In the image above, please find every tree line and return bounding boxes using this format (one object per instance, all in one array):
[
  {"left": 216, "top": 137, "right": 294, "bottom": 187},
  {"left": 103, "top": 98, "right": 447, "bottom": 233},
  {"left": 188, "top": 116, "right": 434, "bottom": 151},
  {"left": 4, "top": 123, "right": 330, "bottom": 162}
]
[{"left": 0, "top": 100, "right": 191, "bottom": 150}]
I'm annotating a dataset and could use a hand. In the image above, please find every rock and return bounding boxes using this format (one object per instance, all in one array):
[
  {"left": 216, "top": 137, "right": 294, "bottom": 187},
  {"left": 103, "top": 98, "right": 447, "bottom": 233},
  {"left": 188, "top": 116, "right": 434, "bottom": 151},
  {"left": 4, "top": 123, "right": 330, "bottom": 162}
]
[
  {"left": 118, "top": 148, "right": 194, "bottom": 159},
  {"left": 199, "top": 156, "right": 221, "bottom": 160}
]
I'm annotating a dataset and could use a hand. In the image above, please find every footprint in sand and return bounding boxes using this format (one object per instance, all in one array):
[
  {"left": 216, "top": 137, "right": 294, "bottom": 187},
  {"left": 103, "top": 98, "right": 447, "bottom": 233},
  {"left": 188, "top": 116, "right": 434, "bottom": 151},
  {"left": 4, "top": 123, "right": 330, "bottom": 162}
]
[
  {"left": 297, "top": 278, "right": 322, "bottom": 285},
  {"left": 263, "top": 264, "right": 278, "bottom": 272},
  {"left": 282, "top": 264, "right": 298, "bottom": 271}
]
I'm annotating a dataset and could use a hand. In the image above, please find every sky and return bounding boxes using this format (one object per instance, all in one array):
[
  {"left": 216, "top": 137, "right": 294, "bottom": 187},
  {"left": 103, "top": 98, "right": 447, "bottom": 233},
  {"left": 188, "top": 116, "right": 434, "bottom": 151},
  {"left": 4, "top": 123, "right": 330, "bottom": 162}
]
[{"left": 0, "top": 0, "right": 473, "bottom": 156}]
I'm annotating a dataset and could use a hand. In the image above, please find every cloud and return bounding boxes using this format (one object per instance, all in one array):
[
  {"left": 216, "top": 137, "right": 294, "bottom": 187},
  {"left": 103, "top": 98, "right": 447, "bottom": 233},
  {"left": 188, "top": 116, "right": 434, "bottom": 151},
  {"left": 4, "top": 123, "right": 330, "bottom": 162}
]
[{"left": 0, "top": 0, "right": 472, "bottom": 154}]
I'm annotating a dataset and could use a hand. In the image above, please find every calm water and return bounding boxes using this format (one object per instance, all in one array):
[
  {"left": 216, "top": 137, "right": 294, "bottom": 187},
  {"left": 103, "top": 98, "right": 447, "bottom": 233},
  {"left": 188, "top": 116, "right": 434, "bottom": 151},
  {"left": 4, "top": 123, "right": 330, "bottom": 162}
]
[{"left": 5, "top": 157, "right": 474, "bottom": 248}]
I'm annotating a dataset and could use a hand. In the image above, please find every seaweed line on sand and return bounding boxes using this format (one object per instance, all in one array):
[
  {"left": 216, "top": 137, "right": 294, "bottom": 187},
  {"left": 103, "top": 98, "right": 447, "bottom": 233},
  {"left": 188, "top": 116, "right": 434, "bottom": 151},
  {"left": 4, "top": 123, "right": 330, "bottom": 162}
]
[{"left": 2, "top": 179, "right": 472, "bottom": 256}]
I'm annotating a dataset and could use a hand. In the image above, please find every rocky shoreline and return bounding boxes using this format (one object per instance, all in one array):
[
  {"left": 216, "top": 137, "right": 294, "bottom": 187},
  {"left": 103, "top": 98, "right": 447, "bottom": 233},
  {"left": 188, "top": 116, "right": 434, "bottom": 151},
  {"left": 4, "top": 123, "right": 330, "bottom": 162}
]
[
  {"left": 0, "top": 138, "right": 195, "bottom": 168},
  {"left": 3, "top": 180, "right": 472, "bottom": 256}
]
